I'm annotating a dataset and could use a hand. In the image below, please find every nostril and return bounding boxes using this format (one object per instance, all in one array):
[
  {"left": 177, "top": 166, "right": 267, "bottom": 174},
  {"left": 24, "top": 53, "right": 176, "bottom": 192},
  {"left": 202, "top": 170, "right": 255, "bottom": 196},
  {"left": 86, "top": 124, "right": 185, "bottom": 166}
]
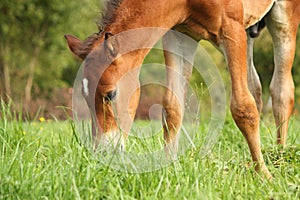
[{"left": 105, "top": 90, "right": 117, "bottom": 101}]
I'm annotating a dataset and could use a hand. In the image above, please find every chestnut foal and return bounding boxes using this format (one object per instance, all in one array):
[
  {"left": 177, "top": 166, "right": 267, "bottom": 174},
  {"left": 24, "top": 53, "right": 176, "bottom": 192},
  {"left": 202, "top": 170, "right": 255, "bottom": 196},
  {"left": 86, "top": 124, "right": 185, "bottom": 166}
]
[{"left": 65, "top": 0, "right": 299, "bottom": 178}]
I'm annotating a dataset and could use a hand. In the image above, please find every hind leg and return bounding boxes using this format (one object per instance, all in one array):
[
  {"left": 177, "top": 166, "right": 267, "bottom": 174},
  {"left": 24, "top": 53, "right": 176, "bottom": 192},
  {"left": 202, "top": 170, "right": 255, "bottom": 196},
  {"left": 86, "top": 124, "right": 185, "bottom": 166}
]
[
  {"left": 265, "top": 1, "right": 298, "bottom": 145},
  {"left": 246, "top": 32, "right": 263, "bottom": 112},
  {"left": 162, "top": 31, "right": 197, "bottom": 157}
]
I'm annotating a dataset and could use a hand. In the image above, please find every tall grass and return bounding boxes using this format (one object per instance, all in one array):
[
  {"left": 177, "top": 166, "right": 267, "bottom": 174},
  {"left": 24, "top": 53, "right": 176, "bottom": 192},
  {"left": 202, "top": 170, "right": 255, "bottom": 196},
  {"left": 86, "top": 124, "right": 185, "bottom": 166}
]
[{"left": 0, "top": 100, "right": 299, "bottom": 199}]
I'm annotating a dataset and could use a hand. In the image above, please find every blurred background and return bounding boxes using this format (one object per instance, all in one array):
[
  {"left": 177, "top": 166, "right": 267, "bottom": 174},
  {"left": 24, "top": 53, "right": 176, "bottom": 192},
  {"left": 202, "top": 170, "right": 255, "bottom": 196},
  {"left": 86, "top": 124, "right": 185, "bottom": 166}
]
[{"left": 0, "top": 0, "right": 299, "bottom": 120}]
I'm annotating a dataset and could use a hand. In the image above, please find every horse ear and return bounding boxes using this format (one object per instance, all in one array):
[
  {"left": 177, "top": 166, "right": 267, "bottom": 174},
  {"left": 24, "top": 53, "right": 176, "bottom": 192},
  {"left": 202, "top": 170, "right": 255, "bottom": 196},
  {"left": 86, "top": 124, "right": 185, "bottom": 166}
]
[
  {"left": 64, "top": 35, "right": 86, "bottom": 60},
  {"left": 104, "top": 32, "right": 119, "bottom": 57}
]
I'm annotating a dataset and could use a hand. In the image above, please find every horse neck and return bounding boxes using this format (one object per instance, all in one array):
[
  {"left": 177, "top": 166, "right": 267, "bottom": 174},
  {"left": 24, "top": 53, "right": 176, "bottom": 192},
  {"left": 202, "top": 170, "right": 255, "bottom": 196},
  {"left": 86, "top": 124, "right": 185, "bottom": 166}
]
[
  {"left": 101, "top": 0, "right": 187, "bottom": 67},
  {"left": 105, "top": 0, "right": 187, "bottom": 37}
]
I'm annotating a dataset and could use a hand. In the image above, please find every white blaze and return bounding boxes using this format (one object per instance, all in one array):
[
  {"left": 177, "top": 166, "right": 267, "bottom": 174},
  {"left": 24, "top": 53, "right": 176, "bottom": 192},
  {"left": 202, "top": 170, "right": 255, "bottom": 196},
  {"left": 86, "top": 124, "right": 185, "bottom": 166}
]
[{"left": 82, "top": 78, "right": 89, "bottom": 96}]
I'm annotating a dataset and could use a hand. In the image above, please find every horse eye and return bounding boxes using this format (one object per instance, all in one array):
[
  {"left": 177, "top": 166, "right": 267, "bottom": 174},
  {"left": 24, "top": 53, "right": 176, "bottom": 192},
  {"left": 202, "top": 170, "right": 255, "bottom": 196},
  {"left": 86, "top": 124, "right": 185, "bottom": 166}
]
[{"left": 104, "top": 90, "right": 117, "bottom": 101}]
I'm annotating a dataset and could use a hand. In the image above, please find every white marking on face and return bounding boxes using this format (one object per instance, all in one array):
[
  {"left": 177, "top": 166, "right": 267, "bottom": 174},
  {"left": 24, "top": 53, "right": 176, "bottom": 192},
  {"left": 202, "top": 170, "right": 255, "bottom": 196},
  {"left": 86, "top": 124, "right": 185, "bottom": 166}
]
[{"left": 82, "top": 78, "right": 89, "bottom": 96}]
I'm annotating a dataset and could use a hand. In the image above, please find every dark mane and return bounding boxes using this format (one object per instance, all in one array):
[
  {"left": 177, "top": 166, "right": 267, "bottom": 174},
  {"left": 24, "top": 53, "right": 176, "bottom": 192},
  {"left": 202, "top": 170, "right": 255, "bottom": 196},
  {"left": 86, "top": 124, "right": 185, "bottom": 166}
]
[
  {"left": 76, "top": 0, "right": 124, "bottom": 58},
  {"left": 97, "top": 0, "right": 124, "bottom": 31}
]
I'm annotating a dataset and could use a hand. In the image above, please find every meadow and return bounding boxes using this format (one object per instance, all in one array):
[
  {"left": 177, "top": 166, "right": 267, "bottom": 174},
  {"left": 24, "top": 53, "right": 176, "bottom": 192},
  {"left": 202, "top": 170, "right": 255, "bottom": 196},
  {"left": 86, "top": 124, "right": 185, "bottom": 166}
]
[{"left": 0, "top": 102, "right": 299, "bottom": 199}]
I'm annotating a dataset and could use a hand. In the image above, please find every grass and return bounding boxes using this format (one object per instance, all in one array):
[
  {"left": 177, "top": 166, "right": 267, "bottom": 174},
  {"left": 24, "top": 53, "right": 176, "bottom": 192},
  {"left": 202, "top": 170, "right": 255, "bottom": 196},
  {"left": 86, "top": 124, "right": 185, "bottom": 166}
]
[{"left": 0, "top": 103, "right": 299, "bottom": 199}]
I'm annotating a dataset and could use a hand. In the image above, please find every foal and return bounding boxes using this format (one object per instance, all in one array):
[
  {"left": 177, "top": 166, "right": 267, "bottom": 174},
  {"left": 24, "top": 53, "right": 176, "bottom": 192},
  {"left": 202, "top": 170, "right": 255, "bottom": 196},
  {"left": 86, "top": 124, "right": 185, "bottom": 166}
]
[{"left": 65, "top": 0, "right": 299, "bottom": 179}]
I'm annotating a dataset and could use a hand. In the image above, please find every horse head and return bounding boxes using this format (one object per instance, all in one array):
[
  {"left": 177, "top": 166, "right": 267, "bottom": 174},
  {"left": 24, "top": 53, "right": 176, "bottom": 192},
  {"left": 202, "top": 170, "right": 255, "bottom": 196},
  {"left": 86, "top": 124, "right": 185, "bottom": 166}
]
[{"left": 65, "top": 32, "right": 143, "bottom": 150}]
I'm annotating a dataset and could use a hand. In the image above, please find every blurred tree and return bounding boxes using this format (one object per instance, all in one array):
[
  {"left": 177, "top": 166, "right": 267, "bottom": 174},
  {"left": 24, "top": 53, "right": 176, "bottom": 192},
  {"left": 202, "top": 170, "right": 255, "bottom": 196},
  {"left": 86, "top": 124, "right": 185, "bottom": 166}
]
[
  {"left": 0, "top": 0, "right": 101, "bottom": 110},
  {"left": 292, "top": 27, "right": 300, "bottom": 108}
]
